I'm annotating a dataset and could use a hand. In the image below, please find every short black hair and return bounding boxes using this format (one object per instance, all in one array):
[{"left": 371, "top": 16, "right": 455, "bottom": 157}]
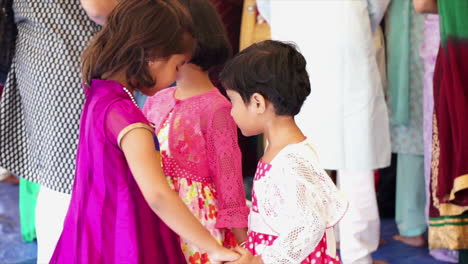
[
  {"left": 220, "top": 40, "right": 311, "bottom": 116},
  {"left": 179, "top": 0, "right": 231, "bottom": 71}
]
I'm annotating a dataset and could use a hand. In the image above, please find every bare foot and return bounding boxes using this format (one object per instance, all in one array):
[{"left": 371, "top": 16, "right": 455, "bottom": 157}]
[
  {"left": 393, "top": 234, "right": 426, "bottom": 247},
  {"left": 1, "top": 168, "right": 19, "bottom": 184},
  {"left": 3, "top": 174, "right": 19, "bottom": 184},
  {"left": 379, "top": 238, "right": 388, "bottom": 246},
  {"left": 0, "top": 174, "right": 19, "bottom": 184},
  {"left": 373, "top": 260, "right": 389, "bottom": 264}
]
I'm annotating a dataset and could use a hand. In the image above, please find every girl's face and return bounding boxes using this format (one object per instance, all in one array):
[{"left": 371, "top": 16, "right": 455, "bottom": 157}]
[
  {"left": 141, "top": 54, "right": 188, "bottom": 95},
  {"left": 226, "top": 90, "right": 264, "bottom": 137}
]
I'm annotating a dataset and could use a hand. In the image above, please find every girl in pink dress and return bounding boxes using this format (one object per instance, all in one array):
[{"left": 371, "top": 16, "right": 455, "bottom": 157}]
[
  {"left": 220, "top": 40, "right": 348, "bottom": 264},
  {"left": 143, "top": 1, "right": 249, "bottom": 263},
  {"left": 50, "top": 1, "right": 239, "bottom": 263}
]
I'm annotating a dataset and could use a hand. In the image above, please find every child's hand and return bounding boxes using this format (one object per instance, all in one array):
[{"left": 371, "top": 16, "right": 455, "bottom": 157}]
[
  {"left": 226, "top": 247, "right": 264, "bottom": 264},
  {"left": 208, "top": 246, "right": 240, "bottom": 263}
]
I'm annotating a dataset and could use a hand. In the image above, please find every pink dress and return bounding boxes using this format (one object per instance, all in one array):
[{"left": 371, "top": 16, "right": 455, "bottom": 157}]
[
  {"left": 246, "top": 140, "right": 348, "bottom": 264},
  {"left": 50, "top": 79, "right": 185, "bottom": 264},
  {"left": 143, "top": 87, "right": 249, "bottom": 264}
]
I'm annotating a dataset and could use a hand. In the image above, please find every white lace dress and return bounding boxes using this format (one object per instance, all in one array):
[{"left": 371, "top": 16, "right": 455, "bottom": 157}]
[{"left": 246, "top": 139, "right": 348, "bottom": 264}]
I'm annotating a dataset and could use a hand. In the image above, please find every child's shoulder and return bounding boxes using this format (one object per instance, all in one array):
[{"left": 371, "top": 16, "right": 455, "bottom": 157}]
[
  {"left": 269, "top": 140, "right": 328, "bottom": 182},
  {"left": 276, "top": 139, "right": 319, "bottom": 166},
  {"left": 152, "top": 86, "right": 177, "bottom": 99},
  {"left": 205, "top": 88, "right": 231, "bottom": 107},
  {"left": 142, "top": 87, "right": 176, "bottom": 114},
  {"left": 106, "top": 97, "right": 140, "bottom": 114},
  {"left": 198, "top": 89, "right": 232, "bottom": 115}
]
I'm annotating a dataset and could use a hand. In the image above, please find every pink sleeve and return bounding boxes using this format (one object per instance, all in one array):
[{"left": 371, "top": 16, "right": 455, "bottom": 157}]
[
  {"left": 105, "top": 99, "right": 154, "bottom": 148},
  {"left": 206, "top": 105, "right": 249, "bottom": 229}
]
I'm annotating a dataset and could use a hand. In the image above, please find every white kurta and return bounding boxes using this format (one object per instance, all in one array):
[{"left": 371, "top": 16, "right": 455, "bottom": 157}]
[{"left": 268, "top": 0, "right": 391, "bottom": 170}]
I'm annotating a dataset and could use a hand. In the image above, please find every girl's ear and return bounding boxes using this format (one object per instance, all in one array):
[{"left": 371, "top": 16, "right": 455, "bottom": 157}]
[{"left": 250, "top": 93, "right": 267, "bottom": 114}]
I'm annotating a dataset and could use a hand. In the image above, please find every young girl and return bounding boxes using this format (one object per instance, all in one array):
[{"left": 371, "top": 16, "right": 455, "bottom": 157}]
[
  {"left": 50, "top": 0, "right": 239, "bottom": 263},
  {"left": 220, "top": 40, "right": 349, "bottom": 264},
  {"left": 142, "top": 0, "right": 249, "bottom": 263}
]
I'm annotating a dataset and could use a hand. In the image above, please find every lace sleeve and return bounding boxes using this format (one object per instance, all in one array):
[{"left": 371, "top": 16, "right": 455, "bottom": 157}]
[
  {"left": 206, "top": 105, "right": 249, "bottom": 229},
  {"left": 259, "top": 152, "right": 346, "bottom": 263}
]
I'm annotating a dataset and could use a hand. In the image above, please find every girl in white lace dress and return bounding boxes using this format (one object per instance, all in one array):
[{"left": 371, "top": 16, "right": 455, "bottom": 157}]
[{"left": 220, "top": 40, "right": 348, "bottom": 264}]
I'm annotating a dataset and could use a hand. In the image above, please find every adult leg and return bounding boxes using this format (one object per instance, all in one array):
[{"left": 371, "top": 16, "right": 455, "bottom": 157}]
[
  {"left": 338, "top": 170, "right": 380, "bottom": 264},
  {"left": 394, "top": 153, "right": 426, "bottom": 246},
  {"left": 19, "top": 178, "right": 41, "bottom": 242},
  {"left": 35, "top": 186, "right": 71, "bottom": 264}
]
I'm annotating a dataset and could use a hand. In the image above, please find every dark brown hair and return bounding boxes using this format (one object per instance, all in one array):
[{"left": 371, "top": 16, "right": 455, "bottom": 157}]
[
  {"left": 82, "top": 0, "right": 195, "bottom": 90},
  {"left": 179, "top": 0, "right": 231, "bottom": 71}
]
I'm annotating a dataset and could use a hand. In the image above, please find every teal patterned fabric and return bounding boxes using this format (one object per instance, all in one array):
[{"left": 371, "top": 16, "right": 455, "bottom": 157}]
[{"left": 386, "top": 0, "right": 425, "bottom": 155}]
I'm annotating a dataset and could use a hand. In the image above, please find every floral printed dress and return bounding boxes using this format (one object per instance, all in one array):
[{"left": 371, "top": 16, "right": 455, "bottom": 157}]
[
  {"left": 143, "top": 87, "right": 249, "bottom": 264},
  {"left": 158, "top": 112, "right": 236, "bottom": 264}
]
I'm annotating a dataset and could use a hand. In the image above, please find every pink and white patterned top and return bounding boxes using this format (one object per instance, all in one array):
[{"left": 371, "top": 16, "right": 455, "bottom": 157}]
[
  {"left": 248, "top": 139, "right": 348, "bottom": 263},
  {"left": 143, "top": 87, "right": 249, "bottom": 228}
]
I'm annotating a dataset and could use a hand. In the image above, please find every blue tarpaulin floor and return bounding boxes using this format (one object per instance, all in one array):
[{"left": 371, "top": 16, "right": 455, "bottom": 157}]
[{"left": 0, "top": 181, "right": 453, "bottom": 264}]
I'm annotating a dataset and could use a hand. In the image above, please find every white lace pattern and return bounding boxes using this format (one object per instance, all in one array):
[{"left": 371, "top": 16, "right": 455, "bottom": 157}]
[{"left": 250, "top": 140, "right": 348, "bottom": 263}]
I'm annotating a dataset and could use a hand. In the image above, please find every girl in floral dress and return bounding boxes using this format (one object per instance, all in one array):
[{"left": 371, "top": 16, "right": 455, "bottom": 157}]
[
  {"left": 220, "top": 40, "right": 348, "bottom": 264},
  {"left": 143, "top": 0, "right": 249, "bottom": 263}
]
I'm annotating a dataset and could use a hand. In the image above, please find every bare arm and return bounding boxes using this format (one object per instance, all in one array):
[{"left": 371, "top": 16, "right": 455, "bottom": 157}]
[
  {"left": 121, "top": 128, "right": 239, "bottom": 262},
  {"left": 413, "top": 0, "right": 438, "bottom": 14},
  {"left": 80, "top": 0, "right": 119, "bottom": 25}
]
